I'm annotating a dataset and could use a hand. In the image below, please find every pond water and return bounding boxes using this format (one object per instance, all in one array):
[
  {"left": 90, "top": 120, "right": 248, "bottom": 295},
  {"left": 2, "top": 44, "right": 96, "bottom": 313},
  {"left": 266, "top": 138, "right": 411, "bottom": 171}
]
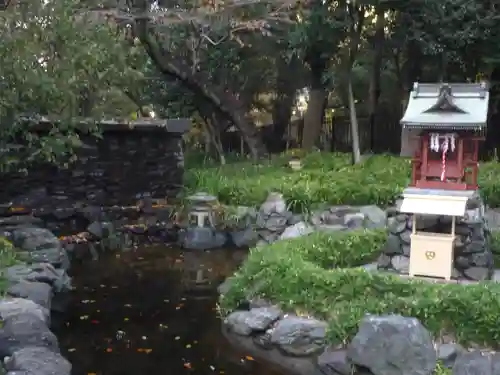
[{"left": 54, "top": 246, "right": 286, "bottom": 375}]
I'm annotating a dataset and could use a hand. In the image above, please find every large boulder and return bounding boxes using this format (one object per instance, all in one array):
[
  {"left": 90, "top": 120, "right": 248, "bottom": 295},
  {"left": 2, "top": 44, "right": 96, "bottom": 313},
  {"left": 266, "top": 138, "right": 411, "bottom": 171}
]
[
  {"left": 4, "top": 346, "right": 71, "bottom": 375},
  {"left": 8, "top": 227, "right": 69, "bottom": 270},
  {"left": 0, "top": 215, "right": 44, "bottom": 230},
  {"left": 452, "top": 351, "right": 500, "bottom": 375},
  {"left": 0, "top": 313, "right": 59, "bottom": 357},
  {"left": 347, "top": 315, "right": 436, "bottom": 375},
  {"left": 0, "top": 298, "right": 49, "bottom": 323},
  {"left": 279, "top": 222, "right": 314, "bottom": 240},
  {"left": 259, "top": 193, "right": 287, "bottom": 216},
  {"left": 316, "top": 348, "right": 353, "bottom": 375},
  {"left": 7, "top": 281, "right": 52, "bottom": 310},
  {"left": 270, "top": 316, "right": 328, "bottom": 356},
  {"left": 5, "top": 263, "right": 72, "bottom": 293},
  {"left": 224, "top": 307, "right": 282, "bottom": 336},
  {"left": 229, "top": 227, "right": 259, "bottom": 248}
]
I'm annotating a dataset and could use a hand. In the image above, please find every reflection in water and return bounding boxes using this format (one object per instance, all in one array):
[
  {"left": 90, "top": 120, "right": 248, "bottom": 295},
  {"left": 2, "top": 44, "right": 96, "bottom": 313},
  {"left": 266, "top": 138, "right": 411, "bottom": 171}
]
[{"left": 54, "top": 246, "right": 285, "bottom": 375}]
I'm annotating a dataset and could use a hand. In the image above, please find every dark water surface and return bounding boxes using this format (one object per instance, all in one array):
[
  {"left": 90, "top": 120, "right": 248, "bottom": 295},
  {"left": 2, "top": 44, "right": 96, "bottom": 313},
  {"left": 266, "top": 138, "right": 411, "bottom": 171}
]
[{"left": 54, "top": 246, "right": 285, "bottom": 375}]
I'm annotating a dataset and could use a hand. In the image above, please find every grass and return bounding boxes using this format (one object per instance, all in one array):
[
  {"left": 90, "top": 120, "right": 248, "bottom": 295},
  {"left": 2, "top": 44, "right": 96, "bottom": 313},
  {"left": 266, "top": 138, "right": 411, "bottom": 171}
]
[
  {"left": 219, "top": 229, "right": 500, "bottom": 349},
  {"left": 185, "top": 151, "right": 500, "bottom": 210},
  {"left": 0, "top": 237, "right": 19, "bottom": 294}
]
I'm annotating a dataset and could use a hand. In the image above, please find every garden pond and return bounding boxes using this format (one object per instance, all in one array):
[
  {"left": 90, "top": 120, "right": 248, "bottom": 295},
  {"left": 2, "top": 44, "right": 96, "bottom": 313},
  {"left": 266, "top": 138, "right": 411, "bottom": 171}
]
[{"left": 53, "top": 245, "right": 285, "bottom": 375}]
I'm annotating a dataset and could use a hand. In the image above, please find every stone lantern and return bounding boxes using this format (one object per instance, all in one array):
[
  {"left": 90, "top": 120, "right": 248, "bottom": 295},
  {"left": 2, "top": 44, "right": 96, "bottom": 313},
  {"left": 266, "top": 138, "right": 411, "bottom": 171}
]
[
  {"left": 178, "top": 192, "right": 226, "bottom": 250},
  {"left": 186, "top": 192, "right": 218, "bottom": 228}
]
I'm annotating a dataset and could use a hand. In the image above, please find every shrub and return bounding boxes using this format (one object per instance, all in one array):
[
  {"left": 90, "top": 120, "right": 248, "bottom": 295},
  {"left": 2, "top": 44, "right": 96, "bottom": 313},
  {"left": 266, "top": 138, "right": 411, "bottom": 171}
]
[
  {"left": 259, "top": 229, "right": 387, "bottom": 269},
  {"left": 220, "top": 229, "right": 500, "bottom": 348},
  {"left": 186, "top": 151, "right": 500, "bottom": 209}
]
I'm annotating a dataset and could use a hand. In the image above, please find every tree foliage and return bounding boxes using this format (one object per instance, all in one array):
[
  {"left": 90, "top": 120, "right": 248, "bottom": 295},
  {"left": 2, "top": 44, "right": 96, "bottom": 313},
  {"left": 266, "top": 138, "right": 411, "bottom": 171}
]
[
  {"left": 2, "top": 0, "right": 500, "bottom": 168},
  {"left": 0, "top": 0, "right": 142, "bottom": 171}
]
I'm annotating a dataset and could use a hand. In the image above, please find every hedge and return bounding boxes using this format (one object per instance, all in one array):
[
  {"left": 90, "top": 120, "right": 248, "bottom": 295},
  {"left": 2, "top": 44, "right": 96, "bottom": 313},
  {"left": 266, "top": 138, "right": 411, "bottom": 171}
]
[
  {"left": 220, "top": 229, "right": 500, "bottom": 348},
  {"left": 186, "top": 152, "right": 500, "bottom": 210}
]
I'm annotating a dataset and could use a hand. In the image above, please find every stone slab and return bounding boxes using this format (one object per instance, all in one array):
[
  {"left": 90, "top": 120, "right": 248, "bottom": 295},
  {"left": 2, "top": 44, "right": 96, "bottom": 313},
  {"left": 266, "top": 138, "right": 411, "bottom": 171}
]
[{"left": 402, "top": 188, "right": 478, "bottom": 198}]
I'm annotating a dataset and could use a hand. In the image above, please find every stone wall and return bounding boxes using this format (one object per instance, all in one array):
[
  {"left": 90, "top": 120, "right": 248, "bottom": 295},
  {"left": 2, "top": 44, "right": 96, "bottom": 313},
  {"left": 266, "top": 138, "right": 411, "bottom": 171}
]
[{"left": 0, "top": 119, "right": 190, "bottom": 210}]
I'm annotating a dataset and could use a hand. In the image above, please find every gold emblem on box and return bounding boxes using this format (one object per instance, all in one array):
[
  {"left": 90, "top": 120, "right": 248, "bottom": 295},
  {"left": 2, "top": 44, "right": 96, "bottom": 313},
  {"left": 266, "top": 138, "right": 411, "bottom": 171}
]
[{"left": 425, "top": 251, "right": 436, "bottom": 260}]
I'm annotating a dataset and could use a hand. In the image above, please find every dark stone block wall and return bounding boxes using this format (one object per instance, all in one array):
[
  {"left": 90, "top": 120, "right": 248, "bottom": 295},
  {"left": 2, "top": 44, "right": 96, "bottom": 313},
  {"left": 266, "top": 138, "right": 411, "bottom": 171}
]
[{"left": 0, "top": 121, "right": 189, "bottom": 211}]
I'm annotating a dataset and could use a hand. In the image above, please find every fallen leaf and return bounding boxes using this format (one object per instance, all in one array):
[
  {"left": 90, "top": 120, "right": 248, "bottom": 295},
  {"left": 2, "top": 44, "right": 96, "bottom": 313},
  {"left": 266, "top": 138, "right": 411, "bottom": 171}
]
[
  {"left": 245, "top": 356, "right": 254, "bottom": 361},
  {"left": 91, "top": 320, "right": 99, "bottom": 324},
  {"left": 68, "top": 348, "right": 76, "bottom": 352},
  {"left": 124, "top": 318, "right": 129, "bottom": 322},
  {"left": 87, "top": 373, "right": 97, "bottom": 375},
  {"left": 175, "top": 336, "right": 180, "bottom": 340},
  {"left": 106, "top": 348, "right": 113, "bottom": 353},
  {"left": 80, "top": 315, "right": 89, "bottom": 320},
  {"left": 184, "top": 363, "right": 192, "bottom": 369},
  {"left": 144, "top": 348, "right": 153, "bottom": 354},
  {"left": 185, "top": 344, "right": 191, "bottom": 349}
]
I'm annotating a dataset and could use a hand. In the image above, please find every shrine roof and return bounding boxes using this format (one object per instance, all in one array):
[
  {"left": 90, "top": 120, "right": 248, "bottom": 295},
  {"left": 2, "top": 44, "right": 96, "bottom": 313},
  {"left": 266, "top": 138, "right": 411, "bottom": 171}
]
[{"left": 400, "top": 82, "right": 489, "bottom": 130}]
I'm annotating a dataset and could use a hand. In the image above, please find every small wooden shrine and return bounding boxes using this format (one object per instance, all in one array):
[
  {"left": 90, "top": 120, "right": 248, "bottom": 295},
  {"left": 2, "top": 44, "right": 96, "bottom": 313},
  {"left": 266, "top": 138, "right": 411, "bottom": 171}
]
[
  {"left": 401, "top": 82, "right": 488, "bottom": 191},
  {"left": 397, "top": 82, "right": 490, "bottom": 280}
]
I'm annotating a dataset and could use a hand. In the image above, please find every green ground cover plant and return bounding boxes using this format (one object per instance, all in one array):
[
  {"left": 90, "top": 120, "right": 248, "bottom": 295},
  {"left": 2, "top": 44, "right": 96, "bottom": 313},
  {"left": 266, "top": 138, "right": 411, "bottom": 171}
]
[
  {"left": 0, "top": 237, "right": 18, "bottom": 294},
  {"left": 186, "top": 152, "right": 500, "bottom": 210},
  {"left": 220, "top": 229, "right": 500, "bottom": 349}
]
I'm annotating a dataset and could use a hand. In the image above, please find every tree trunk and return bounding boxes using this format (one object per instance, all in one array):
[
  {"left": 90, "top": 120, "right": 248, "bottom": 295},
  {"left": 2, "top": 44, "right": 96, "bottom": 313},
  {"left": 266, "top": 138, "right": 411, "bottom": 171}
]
[
  {"left": 198, "top": 103, "right": 228, "bottom": 164},
  {"left": 271, "top": 57, "right": 300, "bottom": 152},
  {"left": 204, "top": 114, "right": 226, "bottom": 165},
  {"left": 78, "top": 87, "right": 94, "bottom": 117},
  {"left": 301, "top": 52, "right": 327, "bottom": 150},
  {"left": 368, "top": 5, "right": 385, "bottom": 152},
  {"left": 137, "top": 25, "right": 267, "bottom": 160},
  {"left": 302, "top": 88, "right": 326, "bottom": 150},
  {"left": 348, "top": 78, "right": 361, "bottom": 164},
  {"left": 272, "top": 91, "right": 295, "bottom": 152}
]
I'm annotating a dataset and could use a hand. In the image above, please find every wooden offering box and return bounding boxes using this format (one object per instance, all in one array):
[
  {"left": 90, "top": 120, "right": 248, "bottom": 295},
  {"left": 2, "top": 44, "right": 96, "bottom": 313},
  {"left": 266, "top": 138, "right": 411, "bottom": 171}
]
[
  {"left": 409, "top": 225, "right": 455, "bottom": 281},
  {"left": 400, "top": 189, "right": 475, "bottom": 280}
]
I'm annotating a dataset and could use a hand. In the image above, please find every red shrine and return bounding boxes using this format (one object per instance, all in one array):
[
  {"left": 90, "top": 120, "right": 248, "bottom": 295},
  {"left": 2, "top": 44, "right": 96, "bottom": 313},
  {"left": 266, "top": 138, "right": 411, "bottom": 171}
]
[{"left": 400, "top": 82, "right": 489, "bottom": 191}]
